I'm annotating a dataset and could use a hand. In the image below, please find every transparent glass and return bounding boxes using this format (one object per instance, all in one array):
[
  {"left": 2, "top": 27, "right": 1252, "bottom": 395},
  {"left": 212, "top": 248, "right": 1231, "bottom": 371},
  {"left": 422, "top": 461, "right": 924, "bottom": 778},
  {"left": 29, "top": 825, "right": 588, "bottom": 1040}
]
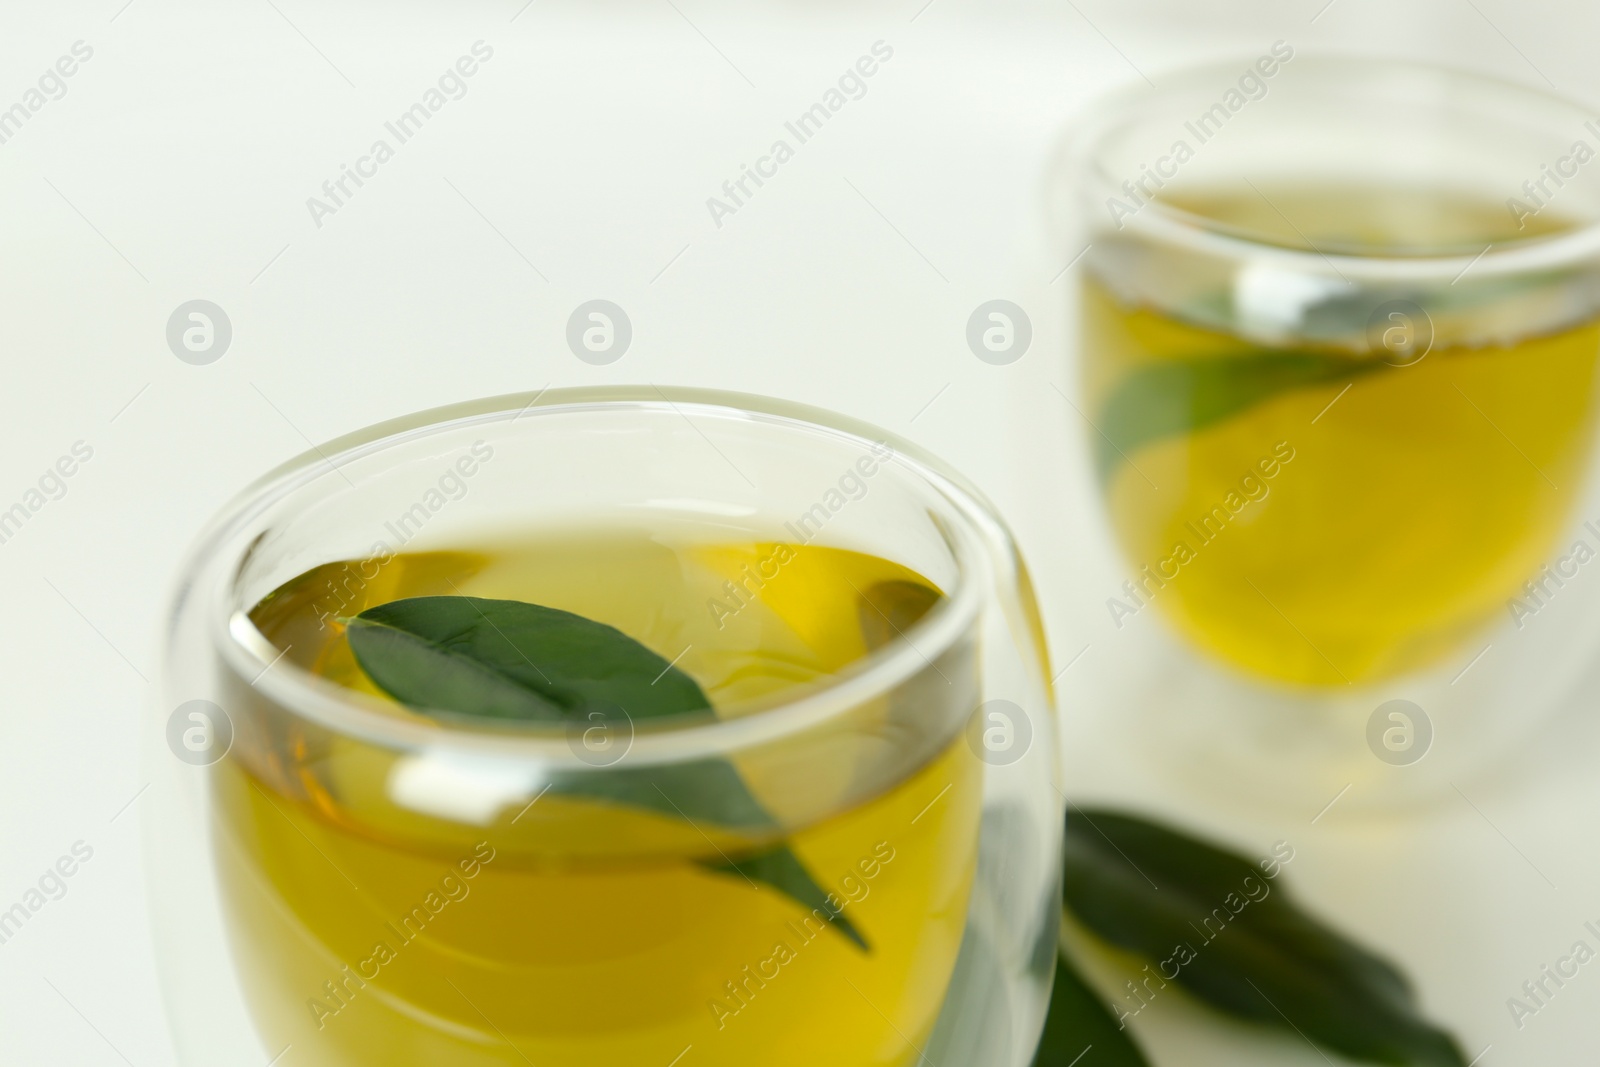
[
  {"left": 150, "top": 387, "right": 1062, "bottom": 1066},
  {"left": 1051, "top": 57, "right": 1600, "bottom": 804}
]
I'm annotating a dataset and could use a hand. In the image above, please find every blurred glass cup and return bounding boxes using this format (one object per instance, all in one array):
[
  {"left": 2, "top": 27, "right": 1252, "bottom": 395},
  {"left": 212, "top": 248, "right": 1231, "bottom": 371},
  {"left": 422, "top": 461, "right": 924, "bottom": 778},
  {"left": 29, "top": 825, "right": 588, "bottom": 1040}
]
[{"left": 1051, "top": 55, "right": 1600, "bottom": 803}]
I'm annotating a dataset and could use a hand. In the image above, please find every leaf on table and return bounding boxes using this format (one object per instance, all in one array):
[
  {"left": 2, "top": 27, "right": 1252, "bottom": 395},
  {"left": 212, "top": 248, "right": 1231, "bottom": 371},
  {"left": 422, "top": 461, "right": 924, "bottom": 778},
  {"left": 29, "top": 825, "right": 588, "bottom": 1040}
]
[
  {"left": 1032, "top": 952, "right": 1150, "bottom": 1066},
  {"left": 348, "top": 594, "right": 869, "bottom": 951},
  {"left": 1061, "top": 808, "right": 1466, "bottom": 1067}
]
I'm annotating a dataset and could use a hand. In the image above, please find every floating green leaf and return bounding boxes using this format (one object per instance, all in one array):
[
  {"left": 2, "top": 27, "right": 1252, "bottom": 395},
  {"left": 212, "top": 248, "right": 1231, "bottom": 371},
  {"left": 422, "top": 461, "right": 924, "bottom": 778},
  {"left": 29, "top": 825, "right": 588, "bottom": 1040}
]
[
  {"left": 348, "top": 595, "right": 868, "bottom": 951},
  {"left": 1061, "top": 808, "right": 1466, "bottom": 1066},
  {"left": 705, "top": 844, "right": 867, "bottom": 951},
  {"left": 1092, "top": 352, "right": 1384, "bottom": 485},
  {"left": 1032, "top": 952, "right": 1150, "bottom": 1066},
  {"left": 347, "top": 596, "right": 710, "bottom": 723},
  {"left": 556, "top": 760, "right": 776, "bottom": 831}
]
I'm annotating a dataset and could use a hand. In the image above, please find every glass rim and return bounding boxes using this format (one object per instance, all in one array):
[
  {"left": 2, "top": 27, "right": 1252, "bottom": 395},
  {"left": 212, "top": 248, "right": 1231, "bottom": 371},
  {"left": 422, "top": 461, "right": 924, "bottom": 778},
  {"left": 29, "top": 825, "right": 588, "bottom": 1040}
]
[
  {"left": 1056, "top": 53, "right": 1600, "bottom": 277},
  {"left": 176, "top": 386, "right": 1006, "bottom": 768}
]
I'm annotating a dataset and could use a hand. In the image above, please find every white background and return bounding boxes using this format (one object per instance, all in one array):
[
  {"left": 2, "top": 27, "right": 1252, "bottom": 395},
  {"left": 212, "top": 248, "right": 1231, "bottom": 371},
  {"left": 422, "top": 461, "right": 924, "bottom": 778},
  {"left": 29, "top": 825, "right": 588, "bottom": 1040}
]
[{"left": 2, "top": 0, "right": 1599, "bottom": 1063}]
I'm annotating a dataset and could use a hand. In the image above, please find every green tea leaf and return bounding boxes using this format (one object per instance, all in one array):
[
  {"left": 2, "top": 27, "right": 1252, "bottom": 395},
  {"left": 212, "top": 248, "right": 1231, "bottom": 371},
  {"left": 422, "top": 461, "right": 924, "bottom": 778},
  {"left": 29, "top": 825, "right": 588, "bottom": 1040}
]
[
  {"left": 1093, "top": 352, "right": 1384, "bottom": 484},
  {"left": 558, "top": 760, "right": 776, "bottom": 830},
  {"left": 703, "top": 844, "right": 867, "bottom": 951},
  {"left": 1032, "top": 952, "right": 1150, "bottom": 1066},
  {"left": 347, "top": 596, "right": 710, "bottom": 723},
  {"left": 1062, "top": 808, "right": 1466, "bottom": 1067},
  {"left": 348, "top": 595, "right": 869, "bottom": 951}
]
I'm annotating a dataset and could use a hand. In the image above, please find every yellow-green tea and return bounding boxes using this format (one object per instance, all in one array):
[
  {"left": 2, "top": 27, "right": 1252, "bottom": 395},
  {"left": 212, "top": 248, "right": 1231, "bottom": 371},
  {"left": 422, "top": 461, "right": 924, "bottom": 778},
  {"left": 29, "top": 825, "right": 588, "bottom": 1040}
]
[
  {"left": 1085, "top": 183, "right": 1600, "bottom": 685},
  {"left": 218, "top": 528, "right": 980, "bottom": 1066}
]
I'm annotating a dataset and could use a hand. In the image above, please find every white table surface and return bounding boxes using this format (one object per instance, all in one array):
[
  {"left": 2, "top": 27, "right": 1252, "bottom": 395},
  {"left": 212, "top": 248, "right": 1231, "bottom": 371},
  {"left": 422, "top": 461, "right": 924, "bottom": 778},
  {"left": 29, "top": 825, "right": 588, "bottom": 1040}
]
[{"left": 2, "top": 0, "right": 1598, "bottom": 1063}]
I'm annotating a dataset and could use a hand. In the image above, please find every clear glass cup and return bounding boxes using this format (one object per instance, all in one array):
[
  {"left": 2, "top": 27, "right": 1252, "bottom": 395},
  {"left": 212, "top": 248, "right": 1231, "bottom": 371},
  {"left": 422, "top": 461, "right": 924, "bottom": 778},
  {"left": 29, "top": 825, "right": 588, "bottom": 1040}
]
[
  {"left": 149, "top": 387, "right": 1062, "bottom": 1066},
  {"left": 1050, "top": 56, "right": 1600, "bottom": 804}
]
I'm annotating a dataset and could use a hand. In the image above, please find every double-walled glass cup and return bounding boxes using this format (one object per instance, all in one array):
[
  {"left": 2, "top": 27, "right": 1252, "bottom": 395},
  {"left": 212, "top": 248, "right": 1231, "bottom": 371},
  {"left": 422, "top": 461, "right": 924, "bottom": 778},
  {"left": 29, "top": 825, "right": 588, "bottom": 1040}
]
[
  {"left": 151, "top": 388, "right": 1061, "bottom": 1066},
  {"left": 1052, "top": 56, "right": 1600, "bottom": 803}
]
